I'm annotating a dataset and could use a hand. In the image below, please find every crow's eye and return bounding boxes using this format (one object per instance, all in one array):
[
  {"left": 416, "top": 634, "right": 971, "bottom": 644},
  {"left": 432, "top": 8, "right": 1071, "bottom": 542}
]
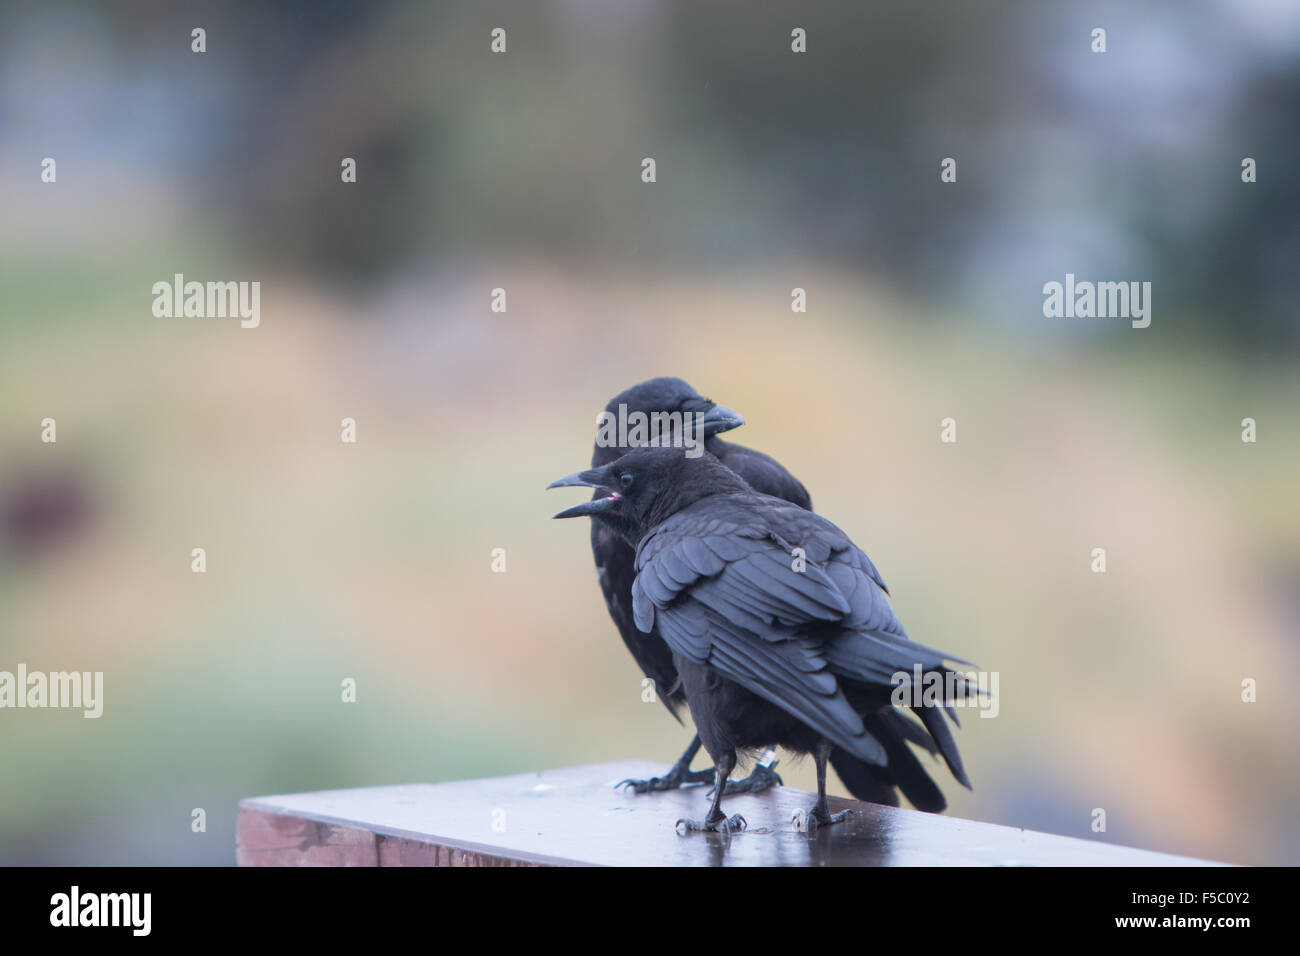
[{"left": 619, "top": 473, "right": 634, "bottom": 489}]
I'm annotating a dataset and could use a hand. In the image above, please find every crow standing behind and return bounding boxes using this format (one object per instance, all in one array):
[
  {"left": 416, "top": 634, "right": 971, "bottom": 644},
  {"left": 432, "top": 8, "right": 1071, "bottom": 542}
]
[
  {"left": 579, "top": 378, "right": 960, "bottom": 811},
  {"left": 550, "top": 446, "right": 973, "bottom": 833}
]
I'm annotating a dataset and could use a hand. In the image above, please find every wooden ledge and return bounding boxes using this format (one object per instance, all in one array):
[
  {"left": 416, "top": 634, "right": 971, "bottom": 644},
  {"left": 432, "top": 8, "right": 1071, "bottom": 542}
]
[{"left": 236, "top": 760, "right": 1226, "bottom": 867}]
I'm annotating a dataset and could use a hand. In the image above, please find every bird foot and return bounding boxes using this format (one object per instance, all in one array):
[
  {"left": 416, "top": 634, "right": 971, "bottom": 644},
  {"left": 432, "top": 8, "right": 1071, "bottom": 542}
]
[
  {"left": 792, "top": 807, "right": 853, "bottom": 833},
  {"left": 715, "top": 761, "right": 783, "bottom": 796},
  {"left": 675, "top": 813, "right": 747, "bottom": 836},
  {"left": 616, "top": 766, "right": 714, "bottom": 794}
]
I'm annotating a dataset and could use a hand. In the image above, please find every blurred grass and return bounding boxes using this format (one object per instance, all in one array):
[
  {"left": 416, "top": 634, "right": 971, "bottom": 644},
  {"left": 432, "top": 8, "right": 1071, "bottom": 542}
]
[{"left": 1, "top": 258, "right": 1296, "bottom": 863}]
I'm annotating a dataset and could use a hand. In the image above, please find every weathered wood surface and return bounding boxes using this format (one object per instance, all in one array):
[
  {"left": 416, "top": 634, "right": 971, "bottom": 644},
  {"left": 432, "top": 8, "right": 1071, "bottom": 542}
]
[{"left": 236, "top": 760, "right": 1225, "bottom": 867}]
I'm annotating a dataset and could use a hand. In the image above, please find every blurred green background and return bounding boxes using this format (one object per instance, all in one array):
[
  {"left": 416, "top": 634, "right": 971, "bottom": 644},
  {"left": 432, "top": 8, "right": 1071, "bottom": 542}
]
[{"left": 1, "top": 0, "right": 1297, "bottom": 865}]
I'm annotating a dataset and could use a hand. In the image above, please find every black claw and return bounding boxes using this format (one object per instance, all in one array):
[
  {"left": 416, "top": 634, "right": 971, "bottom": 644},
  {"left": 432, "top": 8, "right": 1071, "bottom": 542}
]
[
  {"left": 794, "top": 806, "right": 853, "bottom": 833},
  {"left": 675, "top": 813, "right": 747, "bottom": 836},
  {"left": 616, "top": 766, "right": 714, "bottom": 795},
  {"left": 615, "top": 775, "right": 667, "bottom": 794}
]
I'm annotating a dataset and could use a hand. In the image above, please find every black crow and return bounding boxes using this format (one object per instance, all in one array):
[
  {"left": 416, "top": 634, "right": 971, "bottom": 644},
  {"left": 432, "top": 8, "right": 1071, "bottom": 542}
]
[
  {"left": 577, "top": 377, "right": 959, "bottom": 813},
  {"left": 550, "top": 446, "right": 973, "bottom": 833},
  {"left": 583, "top": 377, "right": 801, "bottom": 796}
]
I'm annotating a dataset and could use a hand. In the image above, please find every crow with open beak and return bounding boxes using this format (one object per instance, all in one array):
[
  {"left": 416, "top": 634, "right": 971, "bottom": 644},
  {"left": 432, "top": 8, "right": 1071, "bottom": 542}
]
[
  {"left": 555, "top": 377, "right": 787, "bottom": 796},
  {"left": 549, "top": 446, "right": 973, "bottom": 834},
  {"left": 551, "top": 378, "right": 968, "bottom": 814}
]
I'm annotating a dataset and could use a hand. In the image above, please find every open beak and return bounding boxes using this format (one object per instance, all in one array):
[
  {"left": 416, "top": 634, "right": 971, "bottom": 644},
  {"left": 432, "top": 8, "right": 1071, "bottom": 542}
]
[
  {"left": 547, "top": 469, "right": 621, "bottom": 519},
  {"left": 700, "top": 404, "right": 745, "bottom": 437}
]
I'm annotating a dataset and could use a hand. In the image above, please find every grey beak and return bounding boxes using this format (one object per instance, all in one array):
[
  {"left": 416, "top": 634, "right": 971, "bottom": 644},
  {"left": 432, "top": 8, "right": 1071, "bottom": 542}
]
[
  {"left": 547, "top": 468, "right": 619, "bottom": 519},
  {"left": 701, "top": 404, "right": 745, "bottom": 437},
  {"left": 546, "top": 470, "right": 601, "bottom": 491}
]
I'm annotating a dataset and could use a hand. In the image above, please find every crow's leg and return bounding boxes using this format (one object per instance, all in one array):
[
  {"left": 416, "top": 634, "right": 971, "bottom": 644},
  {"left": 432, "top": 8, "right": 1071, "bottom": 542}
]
[
  {"left": 718, "top": 746, "right": 784, "bottom": 795},
  {"left": 794, "top": 740, "right": 854, "bottom": 833},
  {"left": 616, "top": 735, "right": 715, "bottom": 794},
  {"left": 676, "top": 750, "right": 747, "bottom": 835}
]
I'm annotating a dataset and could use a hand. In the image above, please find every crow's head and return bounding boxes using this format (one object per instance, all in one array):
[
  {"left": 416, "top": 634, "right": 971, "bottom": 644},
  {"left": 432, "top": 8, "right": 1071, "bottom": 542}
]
[
  {"left": 591, "top": 377, "right": 744, "bottom": 467},
  {"left": 549, "top": 446, "right": 748, "bottom": 542}
]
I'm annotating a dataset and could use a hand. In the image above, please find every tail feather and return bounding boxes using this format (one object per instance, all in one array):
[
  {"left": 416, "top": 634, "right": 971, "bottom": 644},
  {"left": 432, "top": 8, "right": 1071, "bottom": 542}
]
[
  {"left": 823, "top": 627, "right": 972, "bottom": 688},
  {"left": 865, "top": 711, "right": 949, "bottom": 812},
  {"left": 915, "top": 703, "right": 972, "bottom": 790},
  {"left": 880, "top": 707, "right": 939, "bottom": 755},
  {"left": 830, "top": 710, "right": 950, "bottom": 813},
  {"left": 828, "top": 747, "right": 901, "bottom": 807}
]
